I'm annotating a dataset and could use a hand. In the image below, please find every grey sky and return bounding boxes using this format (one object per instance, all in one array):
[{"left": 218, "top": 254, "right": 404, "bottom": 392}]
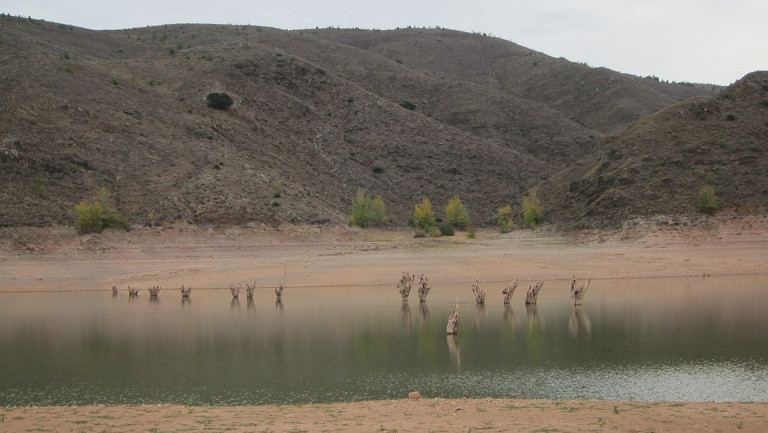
[{"left": 3, "top": 0, "right": 766, "bottom": 85}]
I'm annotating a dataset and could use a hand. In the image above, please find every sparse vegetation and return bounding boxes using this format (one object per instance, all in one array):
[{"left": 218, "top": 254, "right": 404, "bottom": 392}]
[
  {"left": 75, "top": 188, "right": 131, "bottom": 234},
  {"left": 444, "top": 196, "right": 470, "bottom": 229},
  {"left": 413, "top": 197, "right": 437, "bottom": 232},
  {"left": 697, "top": 185, "right": 719, "bottom": 215},
  {"left": 496, "top": 205, "right": 514, "bottom": 233},
  {"left": 348, "top": 188, "right": 388, "bottom": 228},
  {"left": 206, "top": 92, "right": 233, "bottom": 110},
  {"left": 399, "top": 101, "right": 416, "bottom": 111},
  {"left": 522, "top": 191, "right": 543, "bottom": 229},
  {"left": 438, "top": 221, "right": 454, "bottom": 236}
]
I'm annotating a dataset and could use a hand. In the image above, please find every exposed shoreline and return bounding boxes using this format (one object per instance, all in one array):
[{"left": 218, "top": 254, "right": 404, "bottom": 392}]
[
  {"left": 3, "top": 399, "right": 767, "bottom": 432},
  {"left": 2, "top": 218, "right": 767, "bottom": 431}
]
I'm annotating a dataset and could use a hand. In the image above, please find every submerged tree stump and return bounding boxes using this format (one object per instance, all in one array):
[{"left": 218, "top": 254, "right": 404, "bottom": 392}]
[
  {"left": 569, "top": 276, "right": 590, "bottom": 306},
  {"left": 246, "top": 283, "right": 256, "bottom": 300},
  {"left": 180, "top": 284, "right": 192, "bottom": 298},
  {"left": 446, "top": 309, "right": 460, "bottom": 335},
  {"left": 471, "top": 279, "right": 485, "bottom": 304},
  {"left": 417, "top": 274, "right": 430, "bottom": 302},
  {"left": 275, "top": 283, "right": 283, "bottom": 300},
  {"left": 148, "top": 285, "right": 161, "bottom": 297},
  {"left": 524, "top": 281, "right": 543, "bottom": 305},
  {"left": 230, "top": 285, "right": 240, "bottom": 299},
  {"left": 397, "top": 272, "right": 415, "bottom": 301},
  {"left": 502, "top": 279, "right": 519, "bottom": 304},
  {"left": 128, "top": 286, "right": 139, "bottom": 297}
]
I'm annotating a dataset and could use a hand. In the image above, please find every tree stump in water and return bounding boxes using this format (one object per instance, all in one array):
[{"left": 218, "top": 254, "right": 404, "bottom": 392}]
[
  {"left": 417, "top": 274, "right": 430, "bottom": 302},
  {"left": 275, "top": 283, "right": 283, "bottom": 300},
  {"left": 569, "top": 276, "right": 590, "bottom": 306},
  {"left": 471, "top": 280, "right": 485, "bottom": 304},
  {"left": 502, "top": 279, "right": 518, "bottom": 304},
  {"left": 245, "top": 283, "right": 256, "bottom": 300},
  {"left": 446, "top": 309, "right": 460, "bottom": 335},
  {"left": 397, "top": 272, "right": 415, "bottom": 301},
  {"left": 112, "top": 285, "right": 118, "bottom": 296},
  {"left": 524, "top": 281, "right": 543, "bottom": 305},
  {"left": 148, "top": 285, "right": 161, "bottom": 297},
  {"left": 180, "top": 284, "right": 192, "bottom": 298},
  {"left": 128, "top": 286, "right": 139, "bottom": 297},
  {"left": 230, "top": 285, "right": 240, "bottom": 299}
]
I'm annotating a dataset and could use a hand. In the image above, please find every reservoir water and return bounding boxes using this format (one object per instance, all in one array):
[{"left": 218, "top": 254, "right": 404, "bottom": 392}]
[{"left": 1, "top": 275, "right": 767, "bottom": 405}]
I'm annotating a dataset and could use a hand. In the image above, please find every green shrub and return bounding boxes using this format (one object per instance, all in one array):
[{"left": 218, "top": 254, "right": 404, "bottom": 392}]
[
  {"left": 75, "top": 190, "right": 130, "bottom": 234},
  {"left": 400, "top": 101, "right": 416, "bottom": 110},
  {"left": 445, "top": 196, "right": 470, "bottom": 229},
  {"left": 413, "top": 197, "right": 436, "bottom": 232},
  {"left": 522, "top": 191, "right": 544, "bottom": 229},
  {"left": 413, "top": 229, "right": 427, "bottom": 238},
  {"left": 206, "top": 92, "right": 233, "bottom": 110},
  {"left": 438, "top": 221, "right": 455, "bottom": 236},
  {"left": 697, "top": 185, "right": 719, "bottom": 215},
  {"left": 348, "top": 188, "right": 388, "bottom": 228},
  {"left": 496, "top": 205, "right": 515, "bottom": 233}
]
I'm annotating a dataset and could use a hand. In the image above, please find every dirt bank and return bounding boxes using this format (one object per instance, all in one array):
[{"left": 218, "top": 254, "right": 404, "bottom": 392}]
[{"left": 2, "top": 399, "right": 766, "bottom": 432}]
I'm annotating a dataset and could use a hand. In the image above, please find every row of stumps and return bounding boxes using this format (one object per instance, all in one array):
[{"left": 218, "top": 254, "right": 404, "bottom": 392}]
[
  {"left": 112, "top": 283, "right": 285, "bottom": 301},
  {"left": 395, "top": 273, "right": 590, "bottom": 335}
]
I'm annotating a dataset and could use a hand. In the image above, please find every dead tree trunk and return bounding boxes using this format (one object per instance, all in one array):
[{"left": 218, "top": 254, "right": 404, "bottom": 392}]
[
  {"left": 230, "top": 285, "right": 240, "bottom": 299},
  {"left": 417, "top": 274, "right": 430, "bottom": 302},
  {"left": 446, "top": 309, "right": 460, "bottom": 335},
  {"left": 128, "top": 286, "right": 139, "bottom": 297},
  {"left": 502, "top": 279, "right": 518, "bottom": 304},
  {"left": 148, "top": 285, "right": 161, "bottom": 297},
  {"left": 246, "top": 283, "right": 256, "bottom": 300},
  {"left": 275, "top": 283, "right": 283, "bottom": 300},
  {"left": 471, "top": 279, "right": 486, "bottom": 304},
  {"left": 180, "top": 284, "right": 192, "bottom": 298},
  {"left": 569, "top": 277, "right": 590, "bottom": 306},
  {"left": 112, "top": 285, "right": 118, "bottom": 296},
  {"left": 524, "top": 281, "right": 543, "bottom": 305},
  {"left": 397, "top": 272, "right": 415, "bottom": 302}
]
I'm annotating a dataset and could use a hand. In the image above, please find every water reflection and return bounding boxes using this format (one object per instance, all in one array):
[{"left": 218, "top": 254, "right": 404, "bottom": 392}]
[
  {"left": 400, "top": 302, "right": 412, "bottom": 329},
  {"left": 418, "top": 302, "right": 430, "bottom": 327},
  {"left": 503, "top": 304, "right": 519, "bottom": 330},
  {"left": 1, "top": 275, "right": 767, "bottom": 405},
  {"left": 525, "top": 303, "right": 542, "bottom": 329},
  {"left": 568, "top": 306, "right": 592, "bottom": 338},
  {"left": 275, "top": 299, "right": 284, "bottom": 312},
  {"left": 230, "top": 298, "right": 240, "bottom": 310},
  {"left": 446, "top": 335, "right": 461, "bottom": 371}
]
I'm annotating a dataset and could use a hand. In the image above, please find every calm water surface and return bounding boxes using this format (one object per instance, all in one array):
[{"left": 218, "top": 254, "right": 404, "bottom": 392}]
[{"left": 1, "top": 275, "right": 767, "bottom": 405}]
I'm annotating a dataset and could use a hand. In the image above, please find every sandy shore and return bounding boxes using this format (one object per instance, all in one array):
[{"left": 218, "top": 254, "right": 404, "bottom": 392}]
[
  {"left": 2, "top": 216, "right": 768, "bottom": 432},
  {"left": 2, "top": 215, "right": 768, "bottom": 293},
  {"left": 2, "top": 399, "right": 766, "bottom": 432}
]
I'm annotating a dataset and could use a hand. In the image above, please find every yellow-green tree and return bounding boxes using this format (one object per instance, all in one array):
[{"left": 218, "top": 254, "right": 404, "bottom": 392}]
[
  {"left": 522, "top": 191, "right": 544, "bottom": 229},
  {"left": 414, "top": 197, "right": 437, "bottom": 231},
  {"left": 445, "top": 196, "right": 471, "bottom": 230},
  {"left": 496, "top": 205, "right": 514, "bottom": 233},
  {"left": 348, "top": 188, "right": 388, "bottom": 228}
]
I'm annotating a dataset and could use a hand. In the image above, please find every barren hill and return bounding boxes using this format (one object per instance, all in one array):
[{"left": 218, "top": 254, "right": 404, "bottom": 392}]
[
  {"left": 0, "top": 17, "right": 717, "bottom": 228},
  {"left": 536, "top": 71, "right": 768, "bottom": 228}
]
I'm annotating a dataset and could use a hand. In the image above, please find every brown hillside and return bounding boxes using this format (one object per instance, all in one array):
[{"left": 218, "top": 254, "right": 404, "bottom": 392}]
[
  {"left": 537, "top": 71, "right": 768, "bottom": 228},
  {"left": 310, "top": 28, "right": 716, "bottom": 133},
  {"left": 0, "top": 17, "right": 717, "bottom": 229}
]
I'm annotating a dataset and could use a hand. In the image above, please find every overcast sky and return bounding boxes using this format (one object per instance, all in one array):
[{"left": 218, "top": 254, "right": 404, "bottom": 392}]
[{"left": 3, "top": 0, "right": 766, "bottom": 85}]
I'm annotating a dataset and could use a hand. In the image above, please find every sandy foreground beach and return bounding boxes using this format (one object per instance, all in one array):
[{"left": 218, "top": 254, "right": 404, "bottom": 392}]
[{"left": 1, "top": 215, "right": 768, "bottom": 432}]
